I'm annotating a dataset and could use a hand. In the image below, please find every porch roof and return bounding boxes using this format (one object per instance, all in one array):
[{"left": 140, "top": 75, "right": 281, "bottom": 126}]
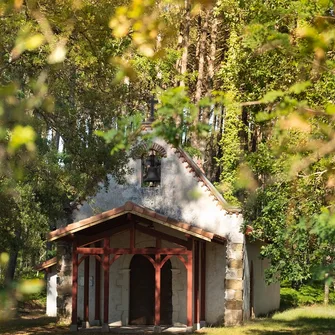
[
  {"left": 35, "top": 256, "right": 57, "bottom": 271},
  {"left": 48, "top": 201, "right": 219, "bottom": 242}
]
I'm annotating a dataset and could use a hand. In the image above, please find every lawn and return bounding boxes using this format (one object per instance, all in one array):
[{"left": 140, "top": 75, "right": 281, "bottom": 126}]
[
  {"left": 0, "top": 305, "right": 335, "bottom": 335},
  {"left": 202, "top": 305, "right": 335, "bottom": 335}
]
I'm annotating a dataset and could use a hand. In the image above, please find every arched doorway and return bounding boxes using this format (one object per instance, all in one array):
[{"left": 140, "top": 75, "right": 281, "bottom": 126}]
[{"left": 129, "top": 255, "right": 172, "bottom": 325}]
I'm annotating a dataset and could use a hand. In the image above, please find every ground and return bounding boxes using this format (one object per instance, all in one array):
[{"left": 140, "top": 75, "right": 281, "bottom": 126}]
[{"left": 1, "top": 305, "right": 335, "bottom": 335}]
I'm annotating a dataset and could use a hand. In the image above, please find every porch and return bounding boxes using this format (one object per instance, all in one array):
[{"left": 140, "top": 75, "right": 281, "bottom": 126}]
[{"left": 49, "top": 202, "right": 225, "bottom": 331}]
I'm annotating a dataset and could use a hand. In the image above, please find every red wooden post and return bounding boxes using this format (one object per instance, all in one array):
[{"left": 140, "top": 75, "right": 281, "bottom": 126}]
[
  {"left": 103, "top": 237, "right": 110, "bottom": 324},
  {"left": 95, "top": 243, "right": 101, "bottom": 322},
  {"left": 200, "top": 242, "right": 206, "bottom": 321},
  {"left": 84, "top": 256, "right": 90, "bottom": 322},
  {"left": 194, "top": 241, "right": 200, "bottom": 326},
  {"left": 187, "top": 248, "right": 193, "bottom": 327},
  {"left": 71, "top": 241, "right": 78, "bottom": 325},
  {"left": 154, "top": 253, "right": 161, "bottom": 325}
]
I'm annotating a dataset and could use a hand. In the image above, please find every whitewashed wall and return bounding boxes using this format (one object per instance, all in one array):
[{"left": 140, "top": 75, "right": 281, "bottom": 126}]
[
  {"left": 46, "top": 268, "right": 58, "bottom": 317},
  {"left": 245, "top": 241, "right": 280, "bottom": 316},
  {"left": 72, "top": 139, "right": 243, "bottom": 243},
  {"left": 205, "top": 242, "right": 226, "bottom": 325}
]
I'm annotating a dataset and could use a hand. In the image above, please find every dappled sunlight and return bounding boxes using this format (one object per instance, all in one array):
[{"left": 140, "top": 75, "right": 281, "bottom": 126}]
[{"left": 198, "top": 306, "right": 335, "bottom": 335}]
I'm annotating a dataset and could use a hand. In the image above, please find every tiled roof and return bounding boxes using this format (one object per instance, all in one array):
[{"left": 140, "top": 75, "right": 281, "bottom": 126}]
[
  {"left": 35, "top": 257, "right": 57, "bottom": 271},
  {"left": 48, "top": 201, "right": 217, "bottom": 242},
  {"left": 175, "top": 147, "right": 241, "bottom": 214}
]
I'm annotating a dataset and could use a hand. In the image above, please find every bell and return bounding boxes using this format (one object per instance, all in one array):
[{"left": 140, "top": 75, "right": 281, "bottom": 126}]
[{"left": 143, "top": 166, "right": 160, "bottom": 183}]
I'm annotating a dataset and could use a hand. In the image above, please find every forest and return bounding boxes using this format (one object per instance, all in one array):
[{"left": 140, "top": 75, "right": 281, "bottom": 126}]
[{"left": 1, "top": 0, "right": 335, "bottom": 315}]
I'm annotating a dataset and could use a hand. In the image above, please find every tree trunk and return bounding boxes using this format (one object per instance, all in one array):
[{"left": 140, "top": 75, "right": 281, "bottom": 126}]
[
  {"left": 195, "top": 10, "right": 209, "bottom": 104},
  {"left": 207, "top": 11, "right": 218, "bottom": 91},
  {"left": 324, "top": 273, "right": 329, "bottom": 305},
  {"left": 178, "top": 0, "right": 191, "bottom": 87},
  {"left": 5, "top": 250, "right": 18, "bottom": 287}
]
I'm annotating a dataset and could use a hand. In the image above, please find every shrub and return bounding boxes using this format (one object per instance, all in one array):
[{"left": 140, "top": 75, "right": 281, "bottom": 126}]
[{"left": 280, "top": 283, "right": 335, "bottom": 309}]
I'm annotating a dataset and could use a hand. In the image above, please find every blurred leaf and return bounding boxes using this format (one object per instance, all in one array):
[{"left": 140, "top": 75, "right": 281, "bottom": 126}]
[
  {"left": 48, "top": 43, "right": 67, "bottom": 64},
  {"left": 0, "top": 252, "right": 9, "bottom": 265},
  {"left": 17, "top": 278, "right": 44, "bottom": 295},
  {"left": 261, "top": 90, "right": 285, "bottom": 103},
  {"left": 288, "top": 81, "right": 312, "bottom": 94},
  {"left": 325, "top": 103, "right": 335, "bottom": 115},
  {"left": 8, "top": 125, "right": 36, "bottom": 153}
]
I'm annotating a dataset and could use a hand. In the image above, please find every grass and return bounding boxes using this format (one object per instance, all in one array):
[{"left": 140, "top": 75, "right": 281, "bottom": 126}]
[
  {"left": 0, "top": 305, "right": 335, "bottom": 334},
  {"left": 201, "top": 305, "right": 335, "bottom": 335}
]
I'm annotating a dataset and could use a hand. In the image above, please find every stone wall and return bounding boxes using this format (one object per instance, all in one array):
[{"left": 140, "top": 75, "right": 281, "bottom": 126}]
[
  {"left": 224, "top": 241, "right": 244, "bottom": 326},
  {"left": 56, "top": 241, "right": 73, "bottom": 323}
]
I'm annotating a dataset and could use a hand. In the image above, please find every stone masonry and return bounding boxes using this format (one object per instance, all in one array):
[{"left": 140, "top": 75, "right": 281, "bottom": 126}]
[
  {"left": 56, "top": 240, "right": 73, "bottom": 324},
  {"left": 224, "top": 242, "right": 244, "bottom": 326}
]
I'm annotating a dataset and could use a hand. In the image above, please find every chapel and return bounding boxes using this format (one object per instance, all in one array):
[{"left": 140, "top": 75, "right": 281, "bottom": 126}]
[{"left": 37, "top": 124, "right": 280, "bottom": 331}]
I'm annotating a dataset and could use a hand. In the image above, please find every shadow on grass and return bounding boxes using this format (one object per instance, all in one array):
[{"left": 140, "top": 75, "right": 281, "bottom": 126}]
[{"left": 0, "top": 315, "right": 68, "bottom": 335}]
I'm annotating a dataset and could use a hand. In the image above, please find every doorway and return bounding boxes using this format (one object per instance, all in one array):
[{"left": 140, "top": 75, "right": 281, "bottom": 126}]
[{"left": 129, "top": 255, "right": 172, "bottom": 325}]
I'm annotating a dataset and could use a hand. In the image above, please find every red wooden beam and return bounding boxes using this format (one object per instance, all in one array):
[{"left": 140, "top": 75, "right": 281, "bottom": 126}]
[
  {"left": 71, "top": 241, "right": 78, "bottom": 325},
  {"left": 154, "top": 253, "right": 161, "bottom": 325},
  {"left": 77, "top": 246, "right": 190, "bottom": 255},
  {"left": 200, "top": 242, "right": 206, "bottom": 321},
  {"left": 76, "top": 222, "right": 132, "bottom": 247},
  {"left": 186, "top": 249, "right": 193, "bottom": 327},
  {"left": 78, "top": 254, "right": 88, "bottom": 266},
  {"left": 135, "top": 223, "right": 189, "bottom": 248},
  {"left": 109, "top": 254, "right": 121, "bottom": 266},
  {"left": 77, "top": 247, "right": 104, "bottom": 255},
  {"left": 84, "top": 256, "right": 90, "bottom": 322},
  {"left": 95, "top": 242, "right": 101, "bottom": 322},
  {"left": 194, "top": 241, "right": 200, "bottom": 325},
  {"left": 161, "top": 255, "right": 172, "bottom": 268},
  {"left": 103, "top": 237, "right": 110, "bottom": 324},
  {"left": 109, "top": 248, "right": 188, "bottom": 255}
]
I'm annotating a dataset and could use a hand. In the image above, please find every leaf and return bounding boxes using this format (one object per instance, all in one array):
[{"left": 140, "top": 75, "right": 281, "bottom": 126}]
[
  {"left": 8, "top": 125, "right": 36, "bottom": 153},
  {"left": 261, "top": 90, "right": 285, "bottom": 103},
  {"left": 325, "top": 103, "right": 335, "bottom": 115},
  {"left": 278, "top": 114, "right": 312, "bottom": 133},
  {"left": 288, "top": 81, "right": 311, "bottom": 94},
  {"left": 0, "top": 252, "right": 9, "bottom": 265},
  {"left": 48, "top": 44, "right": 67, "bottom": 64},
  {"left": 25, "top": 34, "right": 45, "bottom": 51},
  {"left": 17, "top": 279, "right": 44, "bottom": 295}
]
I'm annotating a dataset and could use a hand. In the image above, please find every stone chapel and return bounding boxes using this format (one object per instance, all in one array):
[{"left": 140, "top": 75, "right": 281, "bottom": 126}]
[{"left": 37, "top": 125, "right": 280, "bottom": 331}]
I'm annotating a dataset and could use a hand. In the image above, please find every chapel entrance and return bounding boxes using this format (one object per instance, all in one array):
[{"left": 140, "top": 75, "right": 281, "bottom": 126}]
[{"left": 129, "top": 255, "right": 172, "bottom": 325}]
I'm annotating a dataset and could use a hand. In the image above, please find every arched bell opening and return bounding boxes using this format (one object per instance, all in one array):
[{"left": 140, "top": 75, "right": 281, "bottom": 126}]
[{"left": 141, "top": 149, "right": 161, "bottom": 187}]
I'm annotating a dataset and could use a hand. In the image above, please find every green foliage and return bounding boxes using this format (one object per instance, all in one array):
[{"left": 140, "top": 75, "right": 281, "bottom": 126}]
[
  {"left": 280, "top": 284, "right": 335, "bottom": 310},
  {"left": 152, "top": 87, "right": 209, "bottom": 147}
]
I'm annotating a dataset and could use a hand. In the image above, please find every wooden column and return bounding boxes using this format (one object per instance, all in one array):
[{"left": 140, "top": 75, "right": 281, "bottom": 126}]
[
  {"left": 94, "top": 243, "right": 101, "bottom": 322},
  {"left": 154, "top": 253, "right": 161, "bottom": 325},
  {"left": 71, "top": 241, "right": 78, "bottom": 326},
  {"left": 194, "top": 241, "right": 200, "bottom": 326},
  {"left": 200, "top": 242, "right": 206, "bottom": 321},
  {"left": 186, "top": 248, "right": 193, "bottom": 327},
  {"left": 84, "top": 256, "right": 90, "bottom": 323},
  {"left": 103, "top": 237, "right": 110, "bottom": 325}
]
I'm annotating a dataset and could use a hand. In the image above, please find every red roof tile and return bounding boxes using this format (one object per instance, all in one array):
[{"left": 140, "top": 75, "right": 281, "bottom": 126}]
[
  {"left": 35, "top": 257, "right": 57, "bottom": 271},
  {"left": 48, "top": 201, "right": 218, "bottom": 242}
]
